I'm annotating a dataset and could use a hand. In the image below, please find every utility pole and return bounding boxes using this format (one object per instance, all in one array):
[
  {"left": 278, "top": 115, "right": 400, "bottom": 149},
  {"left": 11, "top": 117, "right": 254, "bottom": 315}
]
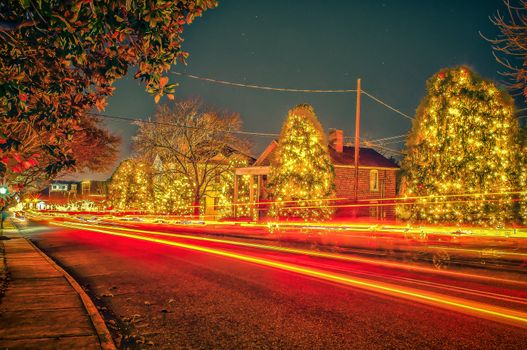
[{"left": 354, "top": 78, "right": 361, "bottom": 202}]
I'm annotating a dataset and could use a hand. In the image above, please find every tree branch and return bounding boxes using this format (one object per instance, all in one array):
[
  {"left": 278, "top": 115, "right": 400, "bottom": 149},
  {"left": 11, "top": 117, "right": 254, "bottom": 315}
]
[{"left": 0, "top": 20, "right": 37, "bottom": 32}]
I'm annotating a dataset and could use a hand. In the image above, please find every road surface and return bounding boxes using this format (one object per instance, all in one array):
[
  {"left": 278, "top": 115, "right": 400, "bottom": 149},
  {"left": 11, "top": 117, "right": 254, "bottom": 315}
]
[{"left": 16, "top": 219, "right": 527, "bottom": 349}]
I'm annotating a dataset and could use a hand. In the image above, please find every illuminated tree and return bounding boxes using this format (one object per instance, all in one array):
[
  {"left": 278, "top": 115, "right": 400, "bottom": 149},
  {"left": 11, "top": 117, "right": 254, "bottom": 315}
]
[
  {"left": 107, "top": 159, "right": 153, "bottom": 211},
  {"left": 518, "top": 127, "right": 527, "bottom": 223},
  {"left": 399, "top": 66, "right": 521, "bottom": 225},
  {"left": 151, "top": 156, "right": 193, "bottom": 215},
  {"left": 134, "top": 99, "right": 250, "bottom": 216},
  {"left": 268, "top": 104, "right": 335, "bottom": 220},
  {"left": 215, "top": 158, "right": 253, "bottom": 219},
  {"left": 0, "top": 0, "right": 215, "bottom": 209}
]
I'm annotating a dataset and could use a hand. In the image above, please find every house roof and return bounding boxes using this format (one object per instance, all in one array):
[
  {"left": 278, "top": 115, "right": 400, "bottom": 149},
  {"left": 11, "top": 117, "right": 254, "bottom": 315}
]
[
  {"left": 329, "top": 146, "right": 399, "bottom": 168},
  {"left": 254, "top": 140, "right": 278, "bottom": 166},
  {"left": 253, "top": 142, "right": 399, "bottom": 169}
]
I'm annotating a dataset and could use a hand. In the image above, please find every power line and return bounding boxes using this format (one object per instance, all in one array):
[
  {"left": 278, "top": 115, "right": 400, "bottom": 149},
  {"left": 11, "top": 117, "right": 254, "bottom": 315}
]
[
  {"left": 367, "top": 133, "right": 408, "bottom": 143},
  {"left": 361, "top": 90, "right": 414, "bottom": 121},
  {"left": 363, "top": 142, "right": 403, "bottom": 155},
  {"left": 173, "top": 71, "right": 414, "bottom": 121},
  {"left": 91, "top": 112, "right": 404, "bottom": 156},
  {"left": 173, "top": 72, "right": 358, "bottom": 93},
  {"left": 379, "top": 138, "right": 406, "bottom": 146},
  {"left": 89, "top": 112, "right": 280, "bottom": 138}
]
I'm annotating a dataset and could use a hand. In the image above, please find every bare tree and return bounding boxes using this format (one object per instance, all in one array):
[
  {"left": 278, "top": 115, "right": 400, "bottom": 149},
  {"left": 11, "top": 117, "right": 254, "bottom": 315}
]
[
  {"left": 133, "top": 99, "right": 250, "bottom": 216},
  {"left": 486, "top": 0, "right": 527, "bottom": 96}
]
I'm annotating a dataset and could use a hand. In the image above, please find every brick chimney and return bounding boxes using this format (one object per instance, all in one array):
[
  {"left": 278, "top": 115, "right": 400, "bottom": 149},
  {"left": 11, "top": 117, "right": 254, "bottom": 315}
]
[{"left": 328, "top": 129, "right": 343, "bottom": 153}]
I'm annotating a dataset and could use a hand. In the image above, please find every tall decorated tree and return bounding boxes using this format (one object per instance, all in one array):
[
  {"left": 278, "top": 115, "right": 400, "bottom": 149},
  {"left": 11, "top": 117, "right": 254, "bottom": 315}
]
[
  {"left": 518, "top": 127, "right": 527, "bottom": 224},
  {"left": 151, "top": 155, "right": 193, "bottom": 215},
  {"left": 268, "top": 104, "right": 335, "bottom": 220},
  {"left": 107, "top": 159, "right": 153, "bottom": 211},
  {"left": 399, "top": 66, "right": 521, "bottom": 226}
]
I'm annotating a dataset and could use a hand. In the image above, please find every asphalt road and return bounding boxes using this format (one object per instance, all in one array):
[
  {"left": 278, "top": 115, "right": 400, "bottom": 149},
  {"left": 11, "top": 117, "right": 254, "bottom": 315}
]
[{"left": 18, "top": 220, "right": 527, "bottom": 349}]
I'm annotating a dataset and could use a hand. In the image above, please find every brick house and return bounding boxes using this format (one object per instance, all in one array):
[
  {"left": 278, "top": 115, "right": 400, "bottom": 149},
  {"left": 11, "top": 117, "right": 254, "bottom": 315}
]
[{"left": 234, "top": 129, "right": 399, "bottom": 219}]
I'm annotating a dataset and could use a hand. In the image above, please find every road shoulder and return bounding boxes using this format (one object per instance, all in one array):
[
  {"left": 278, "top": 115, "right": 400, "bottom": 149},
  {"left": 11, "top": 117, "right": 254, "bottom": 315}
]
[{"left": 0, "top": 220, "right": 115, "bottom": 350}]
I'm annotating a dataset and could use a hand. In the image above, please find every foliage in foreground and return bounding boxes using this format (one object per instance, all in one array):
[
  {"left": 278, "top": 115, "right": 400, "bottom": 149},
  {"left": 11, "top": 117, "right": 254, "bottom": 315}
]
[{"left": 0, "top": 0, "right": 216, "bottom": 210}]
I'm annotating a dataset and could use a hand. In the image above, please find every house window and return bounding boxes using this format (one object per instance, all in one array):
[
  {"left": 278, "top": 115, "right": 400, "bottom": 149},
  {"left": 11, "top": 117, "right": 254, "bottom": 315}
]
[
  {"left": 51, "top": 184, "right": 68, "bottom": 191},
  {"left": 370, "top": 170, "right": 379, "bottom": 192},
  {"left": 81, "top": 181, "right": 90, "bottom": 195}
]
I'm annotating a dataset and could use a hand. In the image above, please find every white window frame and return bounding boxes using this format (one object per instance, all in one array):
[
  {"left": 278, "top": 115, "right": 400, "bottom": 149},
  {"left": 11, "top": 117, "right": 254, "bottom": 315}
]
[{"left": 51, "top": 184, "right": 68, "bottom": 191}]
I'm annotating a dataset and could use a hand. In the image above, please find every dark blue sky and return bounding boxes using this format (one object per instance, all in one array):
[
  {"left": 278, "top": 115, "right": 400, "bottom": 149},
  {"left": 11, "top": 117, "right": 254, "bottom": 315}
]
[{"left": 89, "top": 0, "right": 514, "bottom": 179}]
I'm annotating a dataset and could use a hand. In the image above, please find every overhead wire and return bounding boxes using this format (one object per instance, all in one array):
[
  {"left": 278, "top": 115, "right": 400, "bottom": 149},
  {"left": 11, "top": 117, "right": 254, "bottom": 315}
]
[
  {"left": 173, "top": 71, "right": 358, "bottom": 93},
  {"left": 173, "top": 71, "right": 414, "bottom": 123},
  {"left": 361, "top": 90, "right": 414, "bottom": 121},
  {"left": 368, "top": 134, "right": 408, "bottom": 143},
  {"left": 88, "top": 112, "right": 280, "bottom": 138},
  {"left": 90, "top": 72, "right": 414, "bottom": 155}
]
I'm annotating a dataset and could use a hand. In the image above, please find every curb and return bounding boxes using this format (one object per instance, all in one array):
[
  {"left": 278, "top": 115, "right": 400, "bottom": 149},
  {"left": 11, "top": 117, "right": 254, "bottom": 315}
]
[{"left": 13, "top": 222, "right": 116, "bottom": 350}]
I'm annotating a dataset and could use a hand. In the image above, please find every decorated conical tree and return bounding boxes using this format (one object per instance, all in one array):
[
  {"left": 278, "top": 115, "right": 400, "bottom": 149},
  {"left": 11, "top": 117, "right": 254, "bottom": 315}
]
[
  {"left": 399, "top": 66, "right": 522, "bottom": 226},
  {"left": 518, "top": 127, "right": 527, "bottom": 224},
  {"left": 268, "top": 104, "right": 335, "bottom": 220},
  {"left": 151, "top": 155, "right": 193, "bottom": 215},
  {"left": 107, "top": 159, "right": 153, "bottom": 211}
]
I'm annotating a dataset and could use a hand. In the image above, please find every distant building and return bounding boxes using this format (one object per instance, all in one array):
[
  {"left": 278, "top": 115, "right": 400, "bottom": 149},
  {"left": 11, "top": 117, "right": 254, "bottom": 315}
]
[
  {"left": 234, "top": 129, "right": 399, "bottom": 219},
  {"left": 41, "top": 180, "right": 108, "bottom": 205}
]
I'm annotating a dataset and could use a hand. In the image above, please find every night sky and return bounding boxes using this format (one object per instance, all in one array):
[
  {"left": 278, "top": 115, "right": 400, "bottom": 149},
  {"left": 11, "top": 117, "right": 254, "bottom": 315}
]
[{"left": 83, "top": 0, "right": 515, "bottom": 180}]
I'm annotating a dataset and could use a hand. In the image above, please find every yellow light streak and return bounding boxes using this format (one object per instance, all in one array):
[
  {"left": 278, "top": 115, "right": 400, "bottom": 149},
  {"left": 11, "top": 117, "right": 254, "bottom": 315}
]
[
  {"left": 31, "top": 210, "right": 527, "bottom": 238},
  {"left": 62, "top": 220, "right": 527, "bottom": 286},
  {"left": 357, "top": 190, "right": 527, "bottom": 202},
  {"left": 53, "top": 221, "right": 527, "bottom": 329}
]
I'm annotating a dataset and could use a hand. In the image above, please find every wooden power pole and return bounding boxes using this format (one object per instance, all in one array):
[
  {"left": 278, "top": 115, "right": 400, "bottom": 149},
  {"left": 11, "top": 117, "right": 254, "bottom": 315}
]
[{"left": 354, "top": 78, "right": 361, "bottom": 202}]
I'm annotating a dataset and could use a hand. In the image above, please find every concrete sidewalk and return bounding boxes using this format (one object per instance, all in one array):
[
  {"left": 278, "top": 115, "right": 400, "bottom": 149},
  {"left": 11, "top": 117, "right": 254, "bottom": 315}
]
[{"left": 0, "top": 220, "right": 115, "bottom": 350}]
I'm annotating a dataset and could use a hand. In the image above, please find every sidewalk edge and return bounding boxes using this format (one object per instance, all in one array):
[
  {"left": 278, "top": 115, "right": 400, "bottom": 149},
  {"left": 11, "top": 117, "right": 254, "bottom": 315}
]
[{"left": 20, "top": 230, "right": 116, "bottom": 350}]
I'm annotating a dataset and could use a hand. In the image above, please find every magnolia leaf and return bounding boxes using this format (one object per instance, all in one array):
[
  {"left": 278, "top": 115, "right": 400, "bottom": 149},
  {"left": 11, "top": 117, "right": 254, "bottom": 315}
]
[{"left": 19, "top": 0, "right": 30, "bottom": 9}]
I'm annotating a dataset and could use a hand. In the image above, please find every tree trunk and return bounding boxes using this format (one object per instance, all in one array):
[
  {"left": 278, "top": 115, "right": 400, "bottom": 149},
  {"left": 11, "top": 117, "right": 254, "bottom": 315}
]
[{"left": 193, "top": 194, "right": 201, "bottom": 218}]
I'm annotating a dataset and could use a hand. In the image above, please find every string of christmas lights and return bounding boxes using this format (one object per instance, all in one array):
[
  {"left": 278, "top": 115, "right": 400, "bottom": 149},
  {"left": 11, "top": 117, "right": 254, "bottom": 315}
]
[
  {"left": 399, "top": 66, "right": 524, "bottom": 226},
  {"left": 268, "top": 104, "right": 336, "bottom": 220}
]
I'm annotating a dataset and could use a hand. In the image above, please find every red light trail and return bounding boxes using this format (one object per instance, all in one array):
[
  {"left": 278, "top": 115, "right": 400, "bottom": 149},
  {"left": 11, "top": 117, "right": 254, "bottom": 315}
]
[
  {"left": 53, "top": 221, "right": 527, "bottom": 329},
  {"left": 59, "top": 220, "right": 527, "bottom": 286}
]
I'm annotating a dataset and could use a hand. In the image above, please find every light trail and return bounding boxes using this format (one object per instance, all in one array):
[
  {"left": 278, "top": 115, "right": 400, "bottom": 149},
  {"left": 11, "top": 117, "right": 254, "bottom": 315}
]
[
  {"left": 280, "top": 196, "right": 523, "bottom": 211},
  {"left": 32, "top": 203, "right": 524, "bottom": 244},
  {"left": 61, "top": 220, "right": 527, "bottom": 286},
  {"left": 58, "top": 219, "right": 527, "bottom": 305},
  {"left": 55, "top": 222, "right": 527, "bottom": 274},
  {"left": 357, "top": 190, "right": 527, "bottom": 202},
  {"left": 306, "top": 260, "right": 527, "bottom": 306},
  {"left": 53, "top": 221, "right": 527, "bottom": 328},
  {"left": 47, "top": 187, "right": 525, "bottom": 213}
]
